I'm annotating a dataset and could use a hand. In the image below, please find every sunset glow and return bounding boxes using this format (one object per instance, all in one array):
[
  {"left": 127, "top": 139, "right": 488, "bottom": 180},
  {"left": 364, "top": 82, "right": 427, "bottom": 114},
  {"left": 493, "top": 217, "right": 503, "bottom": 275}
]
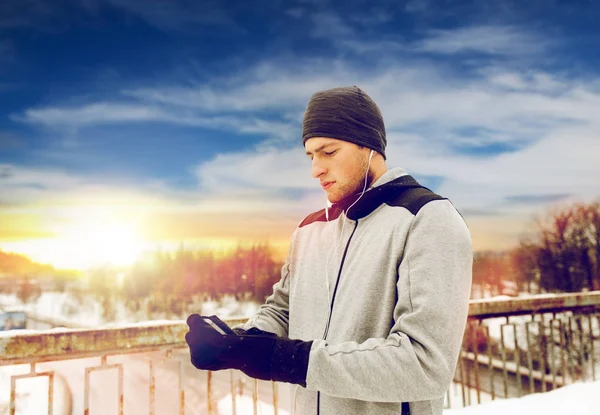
[
  {"left": 1, "top": 222, "right": 146, "bottom": 270},
  {"left": 0, "top": 231, "right": 291, "bottom": 271}
]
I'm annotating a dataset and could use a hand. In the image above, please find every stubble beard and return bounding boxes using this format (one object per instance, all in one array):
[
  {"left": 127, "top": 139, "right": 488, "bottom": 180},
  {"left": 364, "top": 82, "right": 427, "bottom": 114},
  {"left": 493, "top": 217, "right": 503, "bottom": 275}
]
[{"left": 330, "top": 155, "right": 372, "bottom": 203}]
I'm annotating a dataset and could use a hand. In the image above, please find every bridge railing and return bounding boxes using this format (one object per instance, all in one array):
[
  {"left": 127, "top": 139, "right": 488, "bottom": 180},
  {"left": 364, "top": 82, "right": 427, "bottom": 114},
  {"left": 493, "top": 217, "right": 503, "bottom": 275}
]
[
  {"left": 1, "top": 292, "right": 599, "bottom": 414},
  {"left": 454, "top": 291, "right": 600, "bottom": 408}
]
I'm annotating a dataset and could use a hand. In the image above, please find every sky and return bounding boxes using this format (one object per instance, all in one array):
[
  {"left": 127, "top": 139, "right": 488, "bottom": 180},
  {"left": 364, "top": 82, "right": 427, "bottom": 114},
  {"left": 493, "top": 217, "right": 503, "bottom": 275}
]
[{"left": 1, "top": 0, "right": 600, "bottom": 269}]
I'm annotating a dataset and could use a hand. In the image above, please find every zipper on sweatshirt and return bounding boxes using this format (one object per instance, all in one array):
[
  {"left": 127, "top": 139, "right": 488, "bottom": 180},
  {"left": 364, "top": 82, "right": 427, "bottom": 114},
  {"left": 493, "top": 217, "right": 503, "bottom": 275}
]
[{"left": 317, "top": 218, "right": 359, "bottom": 415}]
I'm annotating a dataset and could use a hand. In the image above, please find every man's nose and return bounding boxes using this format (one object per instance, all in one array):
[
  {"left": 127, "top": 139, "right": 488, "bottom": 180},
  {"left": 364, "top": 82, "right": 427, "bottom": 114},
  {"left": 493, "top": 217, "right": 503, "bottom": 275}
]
[{"left": 312, "top": 159, "right": 326, "bottom": 178}]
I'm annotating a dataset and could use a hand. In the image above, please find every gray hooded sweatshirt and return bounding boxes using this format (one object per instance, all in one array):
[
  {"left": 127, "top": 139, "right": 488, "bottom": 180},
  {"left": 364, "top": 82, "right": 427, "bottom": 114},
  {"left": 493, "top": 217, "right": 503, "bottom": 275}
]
[{"left": 235, "top": 167, "right": 473, "bottom": 415}]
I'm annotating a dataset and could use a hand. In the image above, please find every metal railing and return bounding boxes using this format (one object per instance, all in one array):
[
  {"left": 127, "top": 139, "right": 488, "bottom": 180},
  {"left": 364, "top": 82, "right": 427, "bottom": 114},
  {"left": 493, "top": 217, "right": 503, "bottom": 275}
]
[
  {"left": 454, "top": 291, "right": 600, "bottom": 408},
  {"left": 1, "top": 292, "right": 599, "bottom": 414}
]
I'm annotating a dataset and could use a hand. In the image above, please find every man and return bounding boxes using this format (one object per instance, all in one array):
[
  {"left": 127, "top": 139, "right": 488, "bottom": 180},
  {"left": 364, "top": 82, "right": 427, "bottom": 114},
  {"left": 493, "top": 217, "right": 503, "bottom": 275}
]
[{"left": 185, "top": 86, "right": 473, "bottom": 414}]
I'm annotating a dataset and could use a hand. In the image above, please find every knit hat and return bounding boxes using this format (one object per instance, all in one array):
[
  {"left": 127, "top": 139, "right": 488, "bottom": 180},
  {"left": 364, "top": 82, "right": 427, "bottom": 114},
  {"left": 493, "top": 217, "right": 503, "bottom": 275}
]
[{"left": 302, "top": 86, "right": 387, "bottom": 159}]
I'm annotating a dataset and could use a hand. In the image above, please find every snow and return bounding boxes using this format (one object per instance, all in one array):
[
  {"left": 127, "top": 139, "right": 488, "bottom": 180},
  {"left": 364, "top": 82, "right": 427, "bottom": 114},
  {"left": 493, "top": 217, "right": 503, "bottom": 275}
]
[
  {"left": 444, "top": 380, "right": 600, "bottom": 414},
  {"left": 0, "top": 365, "right": 71, "bottom": 415},
  {"left": 217, "top": 394, "right": 290, "bottom": 415},
  {"left": 0, "top": 292, "right": 260, "bottom": 328},
  {"left": 444, "top": 381, "right": 484, "bottom": 408},
  {"left": 478, "top": 303, "right": 600, "bottom": 383},
  {"left": 482, "top": 314, "right": 531, "bottom": 349},
  {"left": 216, "top": 380, "right": 600, "bottom": 415}
]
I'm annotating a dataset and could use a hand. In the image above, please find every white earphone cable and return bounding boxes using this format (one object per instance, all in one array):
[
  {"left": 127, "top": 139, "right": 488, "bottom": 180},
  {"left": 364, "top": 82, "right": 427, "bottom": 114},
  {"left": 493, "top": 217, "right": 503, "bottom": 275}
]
[
  {"left": 324, "top": 150, "right": 373, "bottom": 319},
  {"left": 292, "top": 150, "right": 374, "bottom": 413}
]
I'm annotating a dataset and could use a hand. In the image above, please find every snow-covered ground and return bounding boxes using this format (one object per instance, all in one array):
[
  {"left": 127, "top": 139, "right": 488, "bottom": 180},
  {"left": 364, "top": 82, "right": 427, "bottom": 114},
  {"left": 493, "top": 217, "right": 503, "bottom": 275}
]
[
  {"left": 445, "top": 380, "right": 600, "bottom": 414},
  {"left": 0, "top": 291, "right": 261, "bottom": 328},
  {"left": 0, "top": 364, "right": 71, "bottom": 415},
  {"left": 214, "top": 380, "right": 600, "bottom": 415},
  {"left": 218, "top": 394, "right": 290, "bottom": 415}
]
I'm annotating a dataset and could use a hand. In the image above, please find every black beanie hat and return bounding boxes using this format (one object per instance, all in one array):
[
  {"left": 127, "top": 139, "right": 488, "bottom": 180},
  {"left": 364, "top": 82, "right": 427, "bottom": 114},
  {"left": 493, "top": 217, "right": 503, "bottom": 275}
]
[{"left": 302, "top": 86, "right": 387, "bottom": 159}]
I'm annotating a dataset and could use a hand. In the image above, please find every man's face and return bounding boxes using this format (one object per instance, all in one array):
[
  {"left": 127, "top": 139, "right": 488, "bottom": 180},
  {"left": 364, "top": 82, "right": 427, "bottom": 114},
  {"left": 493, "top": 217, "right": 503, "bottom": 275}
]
[{"left": 305, "top": 137, "right": 370, "bottom": 203}]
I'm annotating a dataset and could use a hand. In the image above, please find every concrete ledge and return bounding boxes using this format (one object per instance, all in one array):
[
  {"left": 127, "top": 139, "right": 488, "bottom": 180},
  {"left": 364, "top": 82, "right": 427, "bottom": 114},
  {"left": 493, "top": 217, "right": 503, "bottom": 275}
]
[
  {"left": 0, "top": 317, "right": 248, "bottom": 365},
  {"left": 469, "top": 291, "right": 600, "bottom": 318}
]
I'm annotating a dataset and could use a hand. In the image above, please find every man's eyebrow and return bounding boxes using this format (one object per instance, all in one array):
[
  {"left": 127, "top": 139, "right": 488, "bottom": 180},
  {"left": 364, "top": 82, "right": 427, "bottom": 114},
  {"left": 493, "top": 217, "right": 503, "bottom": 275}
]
[{"left": 305, "top": 143, "right": 335, "bottom": 156}]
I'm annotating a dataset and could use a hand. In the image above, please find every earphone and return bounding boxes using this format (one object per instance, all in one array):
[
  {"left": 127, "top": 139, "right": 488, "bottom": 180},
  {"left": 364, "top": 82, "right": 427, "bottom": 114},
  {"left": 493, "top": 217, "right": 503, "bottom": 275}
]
[
  {"left": 323, "top": 149, "right": 373, "bottom": 328},
  {"left": 290, "top": 150, "right": 375, "bottom": 413}
]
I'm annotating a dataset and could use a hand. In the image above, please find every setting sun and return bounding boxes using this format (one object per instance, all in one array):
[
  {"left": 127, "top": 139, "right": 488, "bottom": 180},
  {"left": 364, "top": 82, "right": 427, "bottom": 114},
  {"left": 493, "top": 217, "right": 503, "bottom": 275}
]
[
  {"left": 60, "top": 221, "right": 145, "bottom": 267},
  {"left": 2, "top": 230, "right": 144, "bottom": 270},
  {"left": 0, "top": 206, "right": 149, "bottom": 270}
]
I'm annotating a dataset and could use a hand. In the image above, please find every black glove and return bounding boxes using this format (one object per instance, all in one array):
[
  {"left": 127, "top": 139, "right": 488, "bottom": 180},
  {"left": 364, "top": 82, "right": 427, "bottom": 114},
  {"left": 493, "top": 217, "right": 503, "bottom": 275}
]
[
  {"left": 231, "top": 326, "right": 278, "bottom": 337},
  {"left": 185, "top": 314, "right": 312, "bottom": 386}
]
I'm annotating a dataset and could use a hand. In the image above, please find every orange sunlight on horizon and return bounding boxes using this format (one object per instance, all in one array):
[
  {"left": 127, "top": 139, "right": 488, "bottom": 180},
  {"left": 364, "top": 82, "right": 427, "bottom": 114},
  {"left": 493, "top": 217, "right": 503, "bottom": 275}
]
[
  {"left": 0, "top": 202, "right": 294, "bottom": 270},
  {"left": 0, "top": 235, "right": 291, "bottom": 271},
  {"left": 1, "top": 218, "right": 291, "bottom": 270},
  {"left": 1, "top": 225, "right": 146, "bottom": 270},
  {"left": 0, "top": 198, "right": 526, "bottom": 271},
  {"left": 1, "top": 204, "right": 148, "bottom": 269}
]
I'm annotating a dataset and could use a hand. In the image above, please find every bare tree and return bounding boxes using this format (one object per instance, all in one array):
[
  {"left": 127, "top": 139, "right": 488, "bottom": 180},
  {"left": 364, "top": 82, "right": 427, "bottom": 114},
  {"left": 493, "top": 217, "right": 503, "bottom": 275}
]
[
  {"left": 508, "top": 199, "right": 600, "bottom": 381},
  {"left": 521, "top": 201, "right": 600, "bottom": 293},
  {"left": 511, "top": 241, "right": 540, "bottom": 293},
  {"left": 16, "top": 277, "right": 41, "bottom": 305}
]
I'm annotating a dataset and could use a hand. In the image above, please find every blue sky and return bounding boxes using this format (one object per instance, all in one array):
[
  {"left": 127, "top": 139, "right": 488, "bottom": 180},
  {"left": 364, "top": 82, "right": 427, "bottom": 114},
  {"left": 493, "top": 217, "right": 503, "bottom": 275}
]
[{"left": 1, "top": 0, "right": 600, "bottom": 267}]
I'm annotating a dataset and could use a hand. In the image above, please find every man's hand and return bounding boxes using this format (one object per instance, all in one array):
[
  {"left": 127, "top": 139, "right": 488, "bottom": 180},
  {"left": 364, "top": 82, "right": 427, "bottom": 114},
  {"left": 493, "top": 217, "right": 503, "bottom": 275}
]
[{"left": 185, "top": 313, "right": 313, "bottom": 386}]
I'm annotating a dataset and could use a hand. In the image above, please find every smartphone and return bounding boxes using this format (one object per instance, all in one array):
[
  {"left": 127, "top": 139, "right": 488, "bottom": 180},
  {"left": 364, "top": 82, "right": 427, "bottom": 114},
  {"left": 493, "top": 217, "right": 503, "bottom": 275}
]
[{"left": 201, "top": 315, "right": 235, "bottom": 335}]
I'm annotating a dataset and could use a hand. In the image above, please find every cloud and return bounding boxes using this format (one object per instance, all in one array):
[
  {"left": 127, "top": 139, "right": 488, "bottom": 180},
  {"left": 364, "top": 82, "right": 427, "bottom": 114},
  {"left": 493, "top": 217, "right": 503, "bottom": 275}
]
[
  {"left": 0, "top": 160, "right": 315, "bottom": 217},
  {"left": 485, "top": 70, "right": 570, "bottom": 93},
  {"left": 16, "top": 103, "right": 168, "bottom": 126},
  {"left": 309, "top": 11, "right": 355, "bottom": 38},
  {"left": 19, "top": 25, "right": 567, "bottom": 131},
  {"left": 337, "top": 39, "right": 405, "bottom": 55},
  {"left": 413, "top": 25, "right": 552, "bottom": 56},
  {"left": 122, "top": 60, "right": 342, "bottom": 113},
  {"left": 18, "top": 46, "right": 600, "bottom": 142},
  {"left": 15, "top": 101, "right": 299, "bottom": 141},
  {"left": 348, "top": 8, "right": 395, "bottom": 26},
  {"left": 504, "top": 194, "right": 573, "bottom": 205},
  {"left": 10, "top": 21, "right": 600, "bottom": 251},
  {"left": 0, "top": 163, "right": 303, "bottom": 255},
  {"left": 405, "top": 0, "right": 600, "bottom": 21},
  {"left": 176, "top": 56, "right": 600, "bottom": 242},
  {"left": 404, "top": 0, "right": 430, "bottom": 14},
  {"left": 285, "top": 8, "right": 304, "bottom": 18},
  {"left": 388, "top": 131, "right": 600, "bottom": 233},
  {"left": 17, "top": 45, "right": 600, "bottom": 212},
  {"left": 0, "top": 163, "right": 192, "bottom": 212},
  {"left": 0, "top": 163, "right": 82, "bottom": 207},
  {"left": 315, "top": 24, "right": 553, "bottom": 59},
  {"left": 98, "top": 0, "right": 241, "bottom": 33},
  {"left": 196, "top": 147, "right": 313, "bottom": 192},
  {"left": 297, "top": 7, "right": 553, "bottom": 60}
]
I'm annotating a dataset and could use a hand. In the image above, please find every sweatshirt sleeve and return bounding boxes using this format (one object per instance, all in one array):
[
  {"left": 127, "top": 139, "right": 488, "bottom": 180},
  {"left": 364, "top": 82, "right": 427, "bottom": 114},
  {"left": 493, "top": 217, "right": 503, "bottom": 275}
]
[
  {"left": 231, "top": 230, "right": 298, "bottom": 338},
  {"left": 304, "top": 200, "right": 473, "bottom": 402}
]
